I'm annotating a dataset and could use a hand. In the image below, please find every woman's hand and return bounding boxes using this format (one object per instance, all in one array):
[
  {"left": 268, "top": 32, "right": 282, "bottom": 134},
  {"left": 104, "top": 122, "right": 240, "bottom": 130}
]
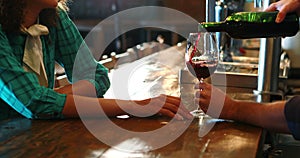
[
  {"left": 195, "top": 82, "right": 236, "bottom": 119},
  {"left": 265, "top": 0, "right": 300, "bottom": 23},
  {"left": 131, "top": 94, "right": 193, "bottom": 120}
]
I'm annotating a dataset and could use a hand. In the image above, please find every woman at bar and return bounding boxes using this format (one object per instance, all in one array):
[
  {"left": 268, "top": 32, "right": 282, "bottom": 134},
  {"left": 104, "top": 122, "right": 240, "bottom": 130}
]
[
  {"left": 0, "top": 0, "right": 192, "bottom": 120},
  {"left": 196, "top": 0, "right": 300, "bottom": 140}
]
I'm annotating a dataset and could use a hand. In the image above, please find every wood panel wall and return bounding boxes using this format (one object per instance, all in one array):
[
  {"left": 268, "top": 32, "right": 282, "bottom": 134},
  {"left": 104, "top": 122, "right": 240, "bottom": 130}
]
[{"left": 163, "top": 0, "right": 206, "bottom": 22}]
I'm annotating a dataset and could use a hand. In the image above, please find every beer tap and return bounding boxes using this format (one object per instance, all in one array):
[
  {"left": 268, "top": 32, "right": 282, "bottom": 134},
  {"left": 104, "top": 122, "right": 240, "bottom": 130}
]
[{"left": 253, "top": 0, "right": 283, "bottom": 102}]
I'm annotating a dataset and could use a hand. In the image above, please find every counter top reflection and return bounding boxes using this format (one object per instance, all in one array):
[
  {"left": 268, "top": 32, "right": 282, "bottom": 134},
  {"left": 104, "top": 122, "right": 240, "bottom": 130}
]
[{"left": 0, "top": 117, "right": 263, "bottom": 158}]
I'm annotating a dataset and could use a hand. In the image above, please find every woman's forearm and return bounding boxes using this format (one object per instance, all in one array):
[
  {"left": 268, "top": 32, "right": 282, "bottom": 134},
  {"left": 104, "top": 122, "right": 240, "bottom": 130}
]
[
  {"left": 62, "top": 94, "right": 193, "bottom": 120},
  {"left": 55, "top": 80, "right": 100, "bottom": 97},
  {"left": 62, "top": 94, "right": 127, "bottom": 118}
]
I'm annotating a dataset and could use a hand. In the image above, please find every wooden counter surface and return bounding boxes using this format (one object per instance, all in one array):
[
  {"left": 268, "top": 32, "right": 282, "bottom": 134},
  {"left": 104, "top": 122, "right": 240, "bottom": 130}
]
[{"left": 0, "top": 44, "right": 264, "bottom": 158}]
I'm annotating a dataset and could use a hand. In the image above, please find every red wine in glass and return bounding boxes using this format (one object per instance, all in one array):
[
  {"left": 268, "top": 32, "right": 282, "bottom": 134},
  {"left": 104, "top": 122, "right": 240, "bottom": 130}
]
[{"left": 186, "top": 59, "right": 218, "bottom": 80}]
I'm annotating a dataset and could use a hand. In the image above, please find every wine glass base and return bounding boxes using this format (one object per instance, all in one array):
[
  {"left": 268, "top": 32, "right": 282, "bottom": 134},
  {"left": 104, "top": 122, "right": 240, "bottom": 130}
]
[
  {"left": 190, "top": 110, "right": 212, "bottom": 119},
  {"left": 190, "top": 109, "right": 205, "bottom": 118}
]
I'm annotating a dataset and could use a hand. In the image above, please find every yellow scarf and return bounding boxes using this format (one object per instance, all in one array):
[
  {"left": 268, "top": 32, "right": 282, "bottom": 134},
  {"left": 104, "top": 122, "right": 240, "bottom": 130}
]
[{"left": 21, "top": 24, "right": 49, "bottom": 87}]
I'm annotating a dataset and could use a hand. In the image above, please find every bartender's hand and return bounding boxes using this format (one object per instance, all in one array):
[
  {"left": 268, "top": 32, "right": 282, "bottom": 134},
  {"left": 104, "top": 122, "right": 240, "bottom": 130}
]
[
  {"left": 265, "top": 0, "right": 300, "bottom": 23},
  {"left": 195, "top": 82, "right": 236, "bottom": 119}
]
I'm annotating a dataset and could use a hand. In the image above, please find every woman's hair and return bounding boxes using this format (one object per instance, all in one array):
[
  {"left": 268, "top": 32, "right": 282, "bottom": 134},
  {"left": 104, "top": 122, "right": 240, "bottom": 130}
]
[{"left": 0, "top": 0, "right": 69, "bottom": 33}]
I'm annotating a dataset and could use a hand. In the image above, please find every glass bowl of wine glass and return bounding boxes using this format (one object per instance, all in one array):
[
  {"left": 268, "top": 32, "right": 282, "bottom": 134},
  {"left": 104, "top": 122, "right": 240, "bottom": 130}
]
[{"left": 185, "top": 32, "right": 219, "bottom": 118}]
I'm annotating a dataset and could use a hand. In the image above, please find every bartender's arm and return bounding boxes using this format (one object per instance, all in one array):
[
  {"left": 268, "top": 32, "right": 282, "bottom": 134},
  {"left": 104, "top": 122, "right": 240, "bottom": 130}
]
[
  {"left": 196, "top": 82, "right": 300, "bottom": 140},
  {"left": 196, "top": 83, "right": 289, "bottom": 133}
]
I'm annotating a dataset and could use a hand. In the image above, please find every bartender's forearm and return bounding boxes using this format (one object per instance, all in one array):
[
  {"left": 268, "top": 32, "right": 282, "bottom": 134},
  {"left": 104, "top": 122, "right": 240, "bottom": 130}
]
[{"left": 231, "top": 100, "right": 290, "bottom": 133}]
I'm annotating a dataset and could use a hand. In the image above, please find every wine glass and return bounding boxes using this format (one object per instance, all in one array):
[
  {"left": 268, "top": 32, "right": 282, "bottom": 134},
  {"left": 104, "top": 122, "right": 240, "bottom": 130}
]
[{"left": 185, "top": 32, "right": 219, "bottom": 118}]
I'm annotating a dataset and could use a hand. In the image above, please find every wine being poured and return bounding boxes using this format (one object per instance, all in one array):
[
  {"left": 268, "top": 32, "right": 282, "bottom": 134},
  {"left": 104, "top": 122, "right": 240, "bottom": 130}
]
[
  {"left": 185, "top": 32, "right": 219, "bottom": 118},
  {"left": 199, "top": 11, "right": 299, "bottom": 39}
]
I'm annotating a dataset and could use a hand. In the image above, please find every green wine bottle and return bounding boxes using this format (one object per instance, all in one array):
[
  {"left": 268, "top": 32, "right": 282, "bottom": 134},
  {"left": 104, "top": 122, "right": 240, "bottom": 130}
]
[{"left": 199, "top": 11, "right": 299, "bottom": 39}]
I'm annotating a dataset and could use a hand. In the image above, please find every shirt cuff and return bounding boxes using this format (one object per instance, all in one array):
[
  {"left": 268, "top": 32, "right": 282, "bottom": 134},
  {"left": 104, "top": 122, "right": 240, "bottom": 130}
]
[
  {"left": 86, "top": 79, "right": 108, "bottom": 98},
  {"left": 33, "top": 91, "right": 67, "bottom": 120}
]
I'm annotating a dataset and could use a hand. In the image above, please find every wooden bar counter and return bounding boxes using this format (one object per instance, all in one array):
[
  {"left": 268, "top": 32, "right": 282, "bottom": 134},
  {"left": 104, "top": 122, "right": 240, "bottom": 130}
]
[{"left": 0, "top": 43, "right": 264, "bottom": 158}]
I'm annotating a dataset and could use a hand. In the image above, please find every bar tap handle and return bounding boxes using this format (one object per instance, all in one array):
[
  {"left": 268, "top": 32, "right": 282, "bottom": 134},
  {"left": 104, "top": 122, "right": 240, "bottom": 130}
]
[
  {"left": 253, "top": 0, "right": 283, "bottom": 102},
  {"left": 254, "top": 0, "right": 263, "bottom": 8},
  {"left": 215, "top": 0, "right": 228, "bottom": 52},
  {"left": 206, "top": 0, "right": 216, "bottom": 22},
  {"left": 254, "top": 0, "right": 277, "bottom": 10},
  {"left": 215, "top": 0, "right": 228, "bottom": 24}
]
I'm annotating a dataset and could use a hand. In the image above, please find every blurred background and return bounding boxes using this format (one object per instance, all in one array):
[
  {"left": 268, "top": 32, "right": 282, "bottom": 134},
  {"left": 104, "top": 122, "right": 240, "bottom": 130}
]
[
  {"left": 67, "top": 0, "right": 300, "bottom": 94},
  {"left": 68, "top": 0, "right": 206, "bottom": 57}
]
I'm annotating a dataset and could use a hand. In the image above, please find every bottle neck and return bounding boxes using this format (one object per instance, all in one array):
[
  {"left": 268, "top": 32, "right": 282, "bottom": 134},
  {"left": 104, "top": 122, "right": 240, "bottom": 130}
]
[{"left": 198, "top": 22, "right": 227, "bottom": 32}]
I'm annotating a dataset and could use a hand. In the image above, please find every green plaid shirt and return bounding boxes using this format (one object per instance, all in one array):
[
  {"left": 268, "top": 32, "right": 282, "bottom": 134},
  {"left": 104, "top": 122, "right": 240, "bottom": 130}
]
[{"left": 0, "top": 9, "right": 110, "bottom": 120}]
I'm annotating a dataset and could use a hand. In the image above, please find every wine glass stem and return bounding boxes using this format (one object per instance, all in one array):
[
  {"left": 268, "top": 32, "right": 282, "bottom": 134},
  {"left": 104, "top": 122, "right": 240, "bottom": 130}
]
[
  {"left": 199, "top": 78, "right": 204, "bottom": 89},
  {"left": 198, "top": 78, "right": 204, "bottom": 111}
]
